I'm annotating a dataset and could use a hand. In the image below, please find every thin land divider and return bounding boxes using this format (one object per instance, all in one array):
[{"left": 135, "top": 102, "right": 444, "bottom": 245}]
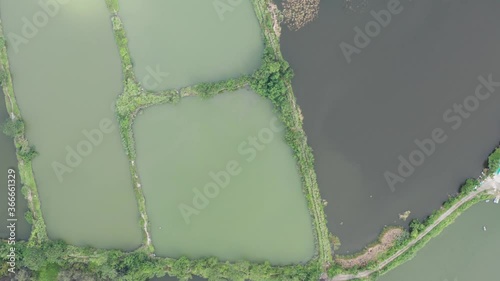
[
  {"left": 0, "top": 22, "right": 48, "bottom": 245},
  {"left": 107, "top": 6, "right": 181, "bottom": 252},
  {"left": 251, "top": 0, "right": 332, "bottom": 266}
]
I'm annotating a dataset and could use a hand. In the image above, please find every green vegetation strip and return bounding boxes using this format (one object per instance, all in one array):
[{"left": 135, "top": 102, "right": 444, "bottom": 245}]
[
  {"left": 107, "top": 2, "right": 180, "bottom": 252},
  {"left": 0, "top": 23, "right": 47, "bottom": 245},
  {"left": 0, "top": 240, "right": 324, "bottom": 281},
  {"left": 251, "top": 0, "right": 332, "bottom": 265}
]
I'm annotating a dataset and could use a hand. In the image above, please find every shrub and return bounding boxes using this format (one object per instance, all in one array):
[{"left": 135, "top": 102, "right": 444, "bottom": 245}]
[
  {"left": 487, "top": 147, "right": 500, "bottom": 174},
  {"left": 1, "top": 118, "right": 24, "bottom": 137}
]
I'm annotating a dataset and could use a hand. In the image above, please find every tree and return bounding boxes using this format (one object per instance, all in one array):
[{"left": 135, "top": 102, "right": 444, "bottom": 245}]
[
  {"left": 58, "top": 269, "right": 96, "bottom": 281},
  {"left": 1, "top": 118, "right": 24, "bottom": 137},
  {"left": 170, "top": 257, "right": 192, "bottom": 280},
  {"left": 251, "top": 47, "right": 294, "bottom": 109},
  {"left": 459, "top": 178, "right": 479, "bottom": 194},
  {"left": 19, "top": 144, "right": 39, "bottom": 162},
  {"left": 488, "top": 147, "right": 500, "bottom": 174},
  {"left": 15, "top": 268, "right": 33, "bottom": 281},
  {"left": 409, "top": 219, "right": 425, "bottom": 238}
]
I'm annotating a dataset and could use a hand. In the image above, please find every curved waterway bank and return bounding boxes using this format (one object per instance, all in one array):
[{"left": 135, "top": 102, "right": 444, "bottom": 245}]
[
  {"left": 0, "top": 0, "right": 142, "bottom": 249},
  {"left": 378, "top": 202, "right": 500, "bottom": 281},
  {"left": 117, "top": 0, "right": 264, "bottom": 91},
  {"left": 0, "top": 87, "right": 30, "bottom": 240},
  {"left": 280, "top": 0, "right": 500, "bottom": 254},
  {"left": 133, "top": 88, "right": 315, "bottom": 264}
]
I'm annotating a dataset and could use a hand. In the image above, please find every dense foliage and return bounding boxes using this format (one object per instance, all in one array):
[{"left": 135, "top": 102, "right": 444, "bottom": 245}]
[
  {"left": 193, "top": 76, "right": 249, "bottom": 99},
  {"left": 0, "top": 241, "right": 161, "bottom": 281},
  {"left": 0, "top": 240, "right": 324, "bottom": 281},
  {"left": 1, "top": 118, "right": 24, "bottom": 137},
  {"left": 487, "top": 147, "right": 500, "bottom": 175}
]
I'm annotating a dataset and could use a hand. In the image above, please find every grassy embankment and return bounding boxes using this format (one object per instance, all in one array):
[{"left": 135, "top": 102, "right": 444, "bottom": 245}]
[
  {"left": 327, "top": 173, "right": 496, "bottom": 280},
  {"left": 0, "top": 23, "right": 47, "bottom": 245},
  {"left": 251, "top": 0, "right": 332, "bottom": 266},
  {"left": 106, "top": 0, "right": 179, "bottom": 253}
]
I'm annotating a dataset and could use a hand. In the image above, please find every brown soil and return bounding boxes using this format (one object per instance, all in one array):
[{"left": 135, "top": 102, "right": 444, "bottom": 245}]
[
  {"left": 268, "top": 3, "right": 281, "bottom": 37},
  {"left": 335, "top": 228, "right": 404, "bottom": 268}
]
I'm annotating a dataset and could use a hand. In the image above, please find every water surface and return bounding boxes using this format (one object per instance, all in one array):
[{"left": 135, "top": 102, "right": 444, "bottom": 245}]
[
  {"left": 379, "top": 202, "right": 500, "bottom": 281},
  {"left": 0, "top": 0, "right": 142, "bottom": 249},
  {"left": 134, "top": 89, "right": 315, "bottom": 264},
  {"left": 118, "top": 0, "right": 264, "bottom": 90},
  {"left": 280, "top": 0, "right": 500, "bottom": 253}
]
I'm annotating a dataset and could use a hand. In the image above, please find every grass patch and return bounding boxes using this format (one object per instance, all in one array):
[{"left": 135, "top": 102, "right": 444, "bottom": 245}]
[{"left": 38, "top": 264, "right": 60, "bottom": 281}]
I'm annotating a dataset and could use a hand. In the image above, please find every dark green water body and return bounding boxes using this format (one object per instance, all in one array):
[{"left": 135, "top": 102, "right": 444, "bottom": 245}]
[{"left": 280, "top": 0, "right": 500, "bottom": 253}]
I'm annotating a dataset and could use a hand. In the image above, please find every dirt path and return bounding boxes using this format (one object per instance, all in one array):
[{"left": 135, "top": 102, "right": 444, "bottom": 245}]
[
  {"left": 335, "top": 228, "right": 404, "bottom": 268},
  {"left": 330, "top": 177, "right": 496, "bottom": 281},
  {"left": 141, "top": 212, "right": 152, "bottom": 247}
]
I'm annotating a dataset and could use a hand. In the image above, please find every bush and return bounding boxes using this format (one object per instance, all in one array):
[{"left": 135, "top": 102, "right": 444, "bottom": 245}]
[
  {"left": 488, "top": 147, "right": 500, "bottom": 174},
  {"left": 19, "top": 144, "right": 39, "bottom": 162},
  {"left": 251, "top": 47, "right": 294, "bottom": 110},
  {"left": 459, "top": 178, "right": 479, "bottom": 194},
  {"left": 1, "top": 118, "right": 24, "bottom": 137}
]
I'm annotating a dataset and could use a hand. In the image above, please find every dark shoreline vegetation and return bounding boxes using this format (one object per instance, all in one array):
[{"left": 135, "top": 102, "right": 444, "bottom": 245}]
[{"left": 1, "top": 0, "right": 500, "bottom": 280}]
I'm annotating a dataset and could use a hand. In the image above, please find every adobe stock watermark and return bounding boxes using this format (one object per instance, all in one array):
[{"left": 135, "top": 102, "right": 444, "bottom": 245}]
[
  {"left": 340, "top": 0, "right": 407, "bottom": 64},
  {"left": 6, "top": 0, "right": 72, "bottom": 54},
  {"left": 52, "top": 119, "right": 115, "bottom": 182},
  {"left": 52, "top": 65, "right": 168, "bottom": 183},
  {"left": 178, "top": 117, "right": 284, "bottom": 224},
  {"left": 213, "top": 0, "right": 244, "bottom": 21},
  {"left": 140, "top": 65, "right": 169, "bottom": 90},
  {"left": 385, "top": 74, "right": 500, "bottom": 192}
]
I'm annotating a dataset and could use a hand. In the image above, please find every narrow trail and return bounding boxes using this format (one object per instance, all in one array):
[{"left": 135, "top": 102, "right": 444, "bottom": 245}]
[
  {"left": 142, "top": 212, "right": 152, "bottom": 247},
  {"left": 330, "top": 176, "right": 497, "bottom": 281}
]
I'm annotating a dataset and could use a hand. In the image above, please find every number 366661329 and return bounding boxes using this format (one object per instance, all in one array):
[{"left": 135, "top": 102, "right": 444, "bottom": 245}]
[{"left": 7, "top": 169, "right": 16, "bottom": 212}]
